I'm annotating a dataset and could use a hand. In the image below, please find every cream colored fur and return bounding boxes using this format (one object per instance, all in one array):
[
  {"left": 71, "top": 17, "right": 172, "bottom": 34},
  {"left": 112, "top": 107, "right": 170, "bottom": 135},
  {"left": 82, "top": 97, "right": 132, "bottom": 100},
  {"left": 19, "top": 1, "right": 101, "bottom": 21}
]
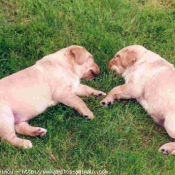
[
  {"left": 0, "top": 45, "right": 105, "bottom": 148},
  {"left": 101, "top": 45, "right": 175, "bottom": 155}
]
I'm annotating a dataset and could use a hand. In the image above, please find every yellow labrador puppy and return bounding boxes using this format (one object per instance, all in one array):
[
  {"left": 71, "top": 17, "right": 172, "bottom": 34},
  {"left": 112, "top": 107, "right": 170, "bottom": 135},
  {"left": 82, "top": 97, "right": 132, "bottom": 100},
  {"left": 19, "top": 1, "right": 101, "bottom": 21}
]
[
  {"left": 0, "top": 45, "right": 105, "bottom": 148},
  {"left": 101, "top": 45, "right": 175, "bottom": 155}
]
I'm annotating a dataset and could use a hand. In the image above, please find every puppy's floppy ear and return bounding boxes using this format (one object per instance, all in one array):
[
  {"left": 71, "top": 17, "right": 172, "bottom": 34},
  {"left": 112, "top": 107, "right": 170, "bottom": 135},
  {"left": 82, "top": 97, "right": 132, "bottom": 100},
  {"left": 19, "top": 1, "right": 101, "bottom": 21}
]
[
  {"left": 69, "top": 46, "right": 86, "bottom": 65},
  {"left": 119, "top": 49, "right": 136, "bottom": 68}
]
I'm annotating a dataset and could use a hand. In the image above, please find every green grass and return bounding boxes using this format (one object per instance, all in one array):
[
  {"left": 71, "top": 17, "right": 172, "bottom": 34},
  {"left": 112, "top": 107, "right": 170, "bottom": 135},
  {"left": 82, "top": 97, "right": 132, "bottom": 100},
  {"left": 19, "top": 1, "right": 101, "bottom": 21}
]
[{"left": 1, "top": 0, "right": 175, "bottom": 174}]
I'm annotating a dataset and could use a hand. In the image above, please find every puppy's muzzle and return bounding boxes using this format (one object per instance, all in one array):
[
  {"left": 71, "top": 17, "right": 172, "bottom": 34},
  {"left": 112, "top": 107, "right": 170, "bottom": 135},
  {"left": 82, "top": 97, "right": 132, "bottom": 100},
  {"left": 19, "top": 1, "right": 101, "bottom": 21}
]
[
  {"left": 83, "top": 63, "right": 100, "bottom": 80},
  {"left": 108, "top": 58, "right": 115, "bottom": 70},
  {"left": 91, "top": 63, "right": 100, "bottom": 76}
]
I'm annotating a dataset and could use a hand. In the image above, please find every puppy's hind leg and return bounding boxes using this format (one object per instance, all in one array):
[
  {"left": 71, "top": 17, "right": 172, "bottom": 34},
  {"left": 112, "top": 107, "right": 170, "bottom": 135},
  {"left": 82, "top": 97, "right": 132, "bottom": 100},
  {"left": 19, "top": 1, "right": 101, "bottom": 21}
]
[
  {"left": 15, "top": 122, "right": 47, "bottom": 137},
  {"left": 0, "top": 106, "right": 32, "bottom": 148},
  {"left": 159, "top": 142, "right": 175, "bottom": 155},
  {"left": 159, "top": 114, "right": 175, "bottom": 155}
]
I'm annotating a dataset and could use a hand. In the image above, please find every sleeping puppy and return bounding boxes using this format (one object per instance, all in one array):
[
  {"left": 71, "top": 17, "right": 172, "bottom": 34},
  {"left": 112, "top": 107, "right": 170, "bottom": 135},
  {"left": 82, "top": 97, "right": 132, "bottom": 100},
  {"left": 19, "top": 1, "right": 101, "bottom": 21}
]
[
  {"left": 0, "top": 45, "right": 106, "bottom": 148},
  {"left": 101, "top": 45, "right": 175, "bottom": 155}
]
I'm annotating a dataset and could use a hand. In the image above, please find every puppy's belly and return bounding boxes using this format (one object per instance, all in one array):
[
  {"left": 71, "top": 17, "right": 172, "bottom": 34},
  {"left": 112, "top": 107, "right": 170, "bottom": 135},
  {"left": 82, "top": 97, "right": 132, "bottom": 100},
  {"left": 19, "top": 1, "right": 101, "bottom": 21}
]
[
  {"left": 14, "top": 113, "right": 28, "bottom": 124},
  {"left": 137, "top": 97, "right": 165, "bottom": 127},
  {"left": 12, "top": 100, "right": 56, "bottom": 123}
]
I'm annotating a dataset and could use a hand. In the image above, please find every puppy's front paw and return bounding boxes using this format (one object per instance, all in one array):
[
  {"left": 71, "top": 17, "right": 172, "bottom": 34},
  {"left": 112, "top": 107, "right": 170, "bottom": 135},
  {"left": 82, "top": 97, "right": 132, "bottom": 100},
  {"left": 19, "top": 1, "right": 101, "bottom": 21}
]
[
  {"left": 101, "top": 101, "right": 113, "bottom": 107},
  {"left": 83, "top": 110, "right": 94, "bottom": 120},
  {"left": 92, "top": 91, "right": 106, "bottom": 98},
  {"left": 159, "top": 142, "right": 175, "bottom": 155},
  {"left": 100, "top": 96, "right": 114, "bottom": 107}
]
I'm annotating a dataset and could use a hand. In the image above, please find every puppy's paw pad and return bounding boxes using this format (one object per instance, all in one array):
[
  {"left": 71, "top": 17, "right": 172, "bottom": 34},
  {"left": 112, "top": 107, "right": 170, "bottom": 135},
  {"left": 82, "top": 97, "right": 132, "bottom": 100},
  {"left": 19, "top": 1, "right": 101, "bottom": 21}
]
[
  {"left": 159, "top": 148, "right": 169, "bottom": 155},
  {"left": 92, "top": 91, "right": 106, "bottom": 97},
  {"left": 83, "top": 115, "right": 89, "bottom": 118},
  {"left": 107, "top": 102, "right": 112, "bottom": 106},
  {"left": 83, "top": 115, "right": 94, "bottom": 120},
  {"left": 34, "top": 128, "right": 47, "bottom": 137},
  {"left": 98, "top": 92, "right": 106, "bottom": 96},
  {"left": 159, "top": 142, "right": 175, "bottom": 155},
  {"left": 101, "top": 101, "right": 106, "bottom": 105},
  {"left": 101, "top": 101, "right": 112, "bottom": 107},
  {"left": 23, "top": 140, "right": 33, "bottom": 149},
  {"left": 83, "top": 111, "right": 94, "bottom": 120},
  {"left": 83, "top": 115, "right": 90, "bottom": 120}
]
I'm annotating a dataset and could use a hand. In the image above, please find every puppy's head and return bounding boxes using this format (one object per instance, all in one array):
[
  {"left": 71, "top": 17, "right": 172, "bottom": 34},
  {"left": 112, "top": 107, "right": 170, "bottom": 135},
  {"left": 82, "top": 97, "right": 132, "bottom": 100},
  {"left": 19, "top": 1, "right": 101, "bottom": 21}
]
[
  {"left": 108, "top": 45, "right": 147, "bottom": 75},
  {"left": 67, "top": 45, "right": 100, "bottom": 80}
]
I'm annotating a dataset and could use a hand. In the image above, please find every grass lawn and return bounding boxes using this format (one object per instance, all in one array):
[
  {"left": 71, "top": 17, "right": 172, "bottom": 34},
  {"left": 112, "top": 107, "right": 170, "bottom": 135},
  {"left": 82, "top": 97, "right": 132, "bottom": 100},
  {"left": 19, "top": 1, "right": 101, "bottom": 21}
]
[{"left": 1, "top": 0, "right": 175, "bottom": 174}]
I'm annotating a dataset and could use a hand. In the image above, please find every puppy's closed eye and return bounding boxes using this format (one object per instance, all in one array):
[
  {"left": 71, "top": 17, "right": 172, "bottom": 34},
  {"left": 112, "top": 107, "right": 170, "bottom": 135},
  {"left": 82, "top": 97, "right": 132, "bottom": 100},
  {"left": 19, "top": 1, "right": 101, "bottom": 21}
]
[{"left": 115, "top": 54, "right": 120, "bottom": 58}]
